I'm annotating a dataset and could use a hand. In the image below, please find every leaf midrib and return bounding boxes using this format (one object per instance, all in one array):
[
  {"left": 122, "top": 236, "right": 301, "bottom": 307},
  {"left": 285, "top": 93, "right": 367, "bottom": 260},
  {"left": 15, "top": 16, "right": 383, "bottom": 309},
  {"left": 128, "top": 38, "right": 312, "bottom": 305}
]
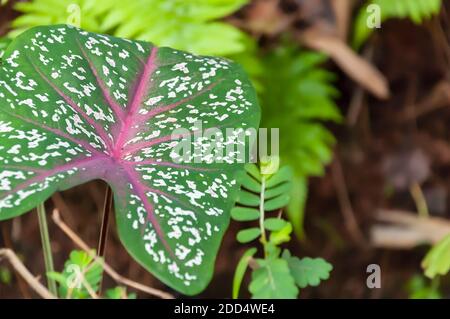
[{"left": 111, "top": 46, "right": 158, "bottom": 160}]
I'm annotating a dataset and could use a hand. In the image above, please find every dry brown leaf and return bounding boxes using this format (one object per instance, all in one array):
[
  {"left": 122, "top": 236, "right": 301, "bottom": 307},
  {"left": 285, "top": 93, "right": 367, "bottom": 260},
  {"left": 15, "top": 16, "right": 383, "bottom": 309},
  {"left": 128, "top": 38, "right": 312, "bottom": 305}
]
[
  {"left": 245, "top": 0, "right": 291, "bottom": 36},
  {"left": 371, "top": 209, "right": 450, "bottom": 249},
  {"left": 301, "top": 29, "right": 390, "bottom": 99},
  {"left": 403, "top": 81, "right": 450, "bottom": 120}
]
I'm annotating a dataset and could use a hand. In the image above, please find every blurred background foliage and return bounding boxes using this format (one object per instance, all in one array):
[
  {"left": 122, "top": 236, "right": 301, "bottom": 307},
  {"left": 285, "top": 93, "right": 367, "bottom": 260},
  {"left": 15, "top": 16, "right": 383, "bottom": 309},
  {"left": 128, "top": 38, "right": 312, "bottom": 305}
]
[
  {"left": 3, "top": 0, "right": 343, "bottom": 239},
  {"left": 1, "top": 0, "right": 450, "bottom": 298},
  {"left": 353, "top": 0, "right": 442, "bottom": 48},
  {"left": 10, "top": 0, "right": 251, "bottom": 56}
]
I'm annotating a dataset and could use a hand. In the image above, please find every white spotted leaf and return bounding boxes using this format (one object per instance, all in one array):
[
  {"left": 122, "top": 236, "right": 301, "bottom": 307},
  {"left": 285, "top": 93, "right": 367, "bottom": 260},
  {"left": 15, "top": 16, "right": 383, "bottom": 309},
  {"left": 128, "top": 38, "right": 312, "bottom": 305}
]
[{"left": 0, "top": 25, "right": 260, "bottom": 295}]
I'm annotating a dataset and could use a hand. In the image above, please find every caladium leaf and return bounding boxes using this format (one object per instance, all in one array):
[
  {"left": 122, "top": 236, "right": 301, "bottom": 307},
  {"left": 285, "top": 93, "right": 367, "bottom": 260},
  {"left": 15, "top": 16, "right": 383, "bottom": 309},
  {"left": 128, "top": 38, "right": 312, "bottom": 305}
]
[{"left": 0, "top": 25, "right": 260, "bottom": 295}]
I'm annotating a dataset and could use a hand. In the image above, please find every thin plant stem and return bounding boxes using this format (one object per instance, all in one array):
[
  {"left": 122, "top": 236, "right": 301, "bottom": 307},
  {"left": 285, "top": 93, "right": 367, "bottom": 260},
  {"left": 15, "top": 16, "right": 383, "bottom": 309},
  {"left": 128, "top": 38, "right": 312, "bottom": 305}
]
[
  {"left": 97, "top": 186, "right": 113, "bottom": 257},
  {"left": 0, "top": 248, "right": 56, "bottom": 299},
  {"left": 51, "top": 209, "right": 174, "bottom": 299},
  {"left": 410, "top": 182, "right": 429, "bottom": 219},
  {"left": 259, "top": 175, "right": 268, "bottom": 257},
  {"left": 97, "top": 185, "right": 113, "bottom": 294},
  {"left": 36, "top": 201, "right": 58, "bottom": 296}
]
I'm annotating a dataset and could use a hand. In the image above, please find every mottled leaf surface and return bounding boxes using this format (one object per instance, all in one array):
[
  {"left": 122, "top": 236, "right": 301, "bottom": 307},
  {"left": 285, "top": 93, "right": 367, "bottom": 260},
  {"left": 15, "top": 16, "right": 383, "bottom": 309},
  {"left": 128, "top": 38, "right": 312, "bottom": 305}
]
[{"left": 0, "top": 25, "right": 260, "bottom": 294}]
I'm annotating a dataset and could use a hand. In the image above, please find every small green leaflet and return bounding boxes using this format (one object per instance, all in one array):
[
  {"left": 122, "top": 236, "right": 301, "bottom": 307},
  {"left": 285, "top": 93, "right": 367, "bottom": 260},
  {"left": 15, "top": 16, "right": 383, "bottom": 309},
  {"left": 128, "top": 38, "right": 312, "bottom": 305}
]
[
  {"left": 422, "top": 234, "right": 450, "bottom": 279},
  {"left": 236, "top": 227, "right": 261, "bottom": 243},
  {"left": 249, "top": 258, "right": 298, "bottom": 299},
  {"left": 264, "top": 218, "right": 287, "bottom": 231},
  {"left": 48, "top": 250, "right": 136, "bottom": 299},
  {"left": 269, "top": 222, "right": 292, "bottom": 246},
  {"left": 47, "top": 250, "right": 103, "bottom": 299},
  {"left": 282, "top": 250, "right": 332, "bottom": 288},
  {"left": 0, "top": 25, "right": 260, "bottom": 295},
  {"left": 105, "top": 286, "right": 136, "bottom": 299},
  {"left": 407, "top": 275, "right": 441, "bottom": 299},
  {"left": 232, "top": 247, "right": 257, "bottom": 299}
]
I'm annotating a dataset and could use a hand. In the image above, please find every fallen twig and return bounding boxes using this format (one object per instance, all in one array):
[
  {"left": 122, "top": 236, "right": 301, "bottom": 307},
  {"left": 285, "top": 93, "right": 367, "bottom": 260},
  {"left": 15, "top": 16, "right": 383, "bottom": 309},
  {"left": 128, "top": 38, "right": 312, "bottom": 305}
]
[
  {"left": 0, "top": 248, "right": 56, "bottom": 299},
  {"left": 401, "top": 81, "right": 450, "bottom": 121},
  {"left": 331, "top": 154, "right": 366, "bottom": 246},
  {"left": 1, "top": 222, "right": 32, "bottom": 298},
  {"left": 51, "top": 209, "right": 174, "bottom": 299},
  {"left": 301, "top": 29, "right": 390, "bottom": 100},
  {"left": 347, "top": 44, "right": 374, "bottom": 126},
  {"left": 371, "top": 209, "right": 450, "bottom": 248}
]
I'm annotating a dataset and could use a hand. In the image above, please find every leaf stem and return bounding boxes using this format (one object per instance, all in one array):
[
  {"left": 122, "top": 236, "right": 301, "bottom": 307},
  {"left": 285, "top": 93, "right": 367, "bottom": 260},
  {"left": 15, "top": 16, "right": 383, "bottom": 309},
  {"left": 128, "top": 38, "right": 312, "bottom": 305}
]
[
  {"left": 410, "top": 182, "right": 429, "bottom": 218},
  {"left": 36, "top": 202, "right": 57, "bottom": 296},
  {"left": 97, "top": 186, "right": 113, "bottom": 257},
  {"left": 259, "top": 175, "right": 268, "bottom": 256},
  {"left": 97, "top": 185, "right": 113, "bottom": 294}
]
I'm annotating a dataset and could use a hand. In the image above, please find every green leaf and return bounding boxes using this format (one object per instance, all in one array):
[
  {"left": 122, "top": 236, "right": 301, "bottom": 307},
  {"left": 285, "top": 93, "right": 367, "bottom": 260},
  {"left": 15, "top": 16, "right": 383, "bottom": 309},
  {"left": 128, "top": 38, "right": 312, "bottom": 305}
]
[
  {"left": 260, "top": 155, "right": 280, "bottom": 177},
  {"left": 11, "top": 0, "right": 250, "bottom": 57},
  {"left": 265, "top": 166, "right": 293, "bottom": 188},
  {"left": 47, "top": 250, "right": 103, "bottom": 299},
  {"left": 236, "top": 190, "right": 261, "bottom": 206},
  {"left": 422, "top": 234, "right": 450, "bottom": 278},
  {"left": 230, "top": 41, "right": 264, "bottom": 92},
  {"left": 260, "top": 44, "right": 340, "bottom": 179},
  {"left": 264, "top": 181, "right": 292, "bottom": 199},
  {"left": 282, "top": 250, "right": 333, "bottom": 288},
  {"left": 244, "top": 163, "right": 261, "bottom": 181},
  {"left": 231, "top": 207, "right": 260, "bottom": 221},
  {"left": 265, "top": 242, "right": 282, "bottom": 259},
  {"left": 0, "top": 25, "right": 260, "bottom": 295},
  {"left": 240, "top": 173, "right": 261, "bottom": 193},
  {"left": 407, "top": 275, "right": 441, "bottom": 299},
  {"left": 249, "top": 258, "right": 298, "bottom": 299},
  {"left": 232, "top": 247, "right": 257, "bottom": 299},
  {"left": 353, "top": 0, "right": 442, "bottom": 48},
  {"left": 258, "top": 43, "right": 341, "bottom": 242},
  {"left": 269, "top": 222, "right": 293, "bottom": 245},
  {"left": 105, "top": 286, "right": 137, "bottom": 299},
  {"left": 286, "top": 177, "right": 308, "bottom": 240},
  {"left": 265, "top": 194, "right": 290, "bottom": 211},
  {"left": 264, "top": 218, "right": 287, "bottom": 231},
  {"left": 0, "top": 266, "right": 12, "bottom": 285},
  {"left": 237, "top": 228, "right": 261, "bottom": 243}
]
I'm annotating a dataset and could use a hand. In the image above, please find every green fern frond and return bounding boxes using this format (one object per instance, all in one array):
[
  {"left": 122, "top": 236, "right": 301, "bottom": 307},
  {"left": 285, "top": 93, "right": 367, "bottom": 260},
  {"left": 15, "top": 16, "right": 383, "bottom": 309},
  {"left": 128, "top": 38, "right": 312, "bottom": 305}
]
[
  {"left": 258, "top": 43, "right": 342, "bottom": 238},
  {"left": 10, "top": 0, "right": 250, "bottom": 56},
  {"left": 233, "top": 164, "right": 294, "bottom": 224},
  {"left": 259, "top": 44, "right": 341, "bottom": 178},
  {"left": 353, "top": 0, "right": 442, "bottom": 48},
  {"left": 47, "top": 250, "right": 103, "bottom": 299},
  {"left": 10, "top": 0, "right": 261, "bottom": 88},
  {"left": 47, "top": 249, "right": 135, "bottom": 299},
  {"left": 10, "top": 0, "right": 116, "bottom": 38}
]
